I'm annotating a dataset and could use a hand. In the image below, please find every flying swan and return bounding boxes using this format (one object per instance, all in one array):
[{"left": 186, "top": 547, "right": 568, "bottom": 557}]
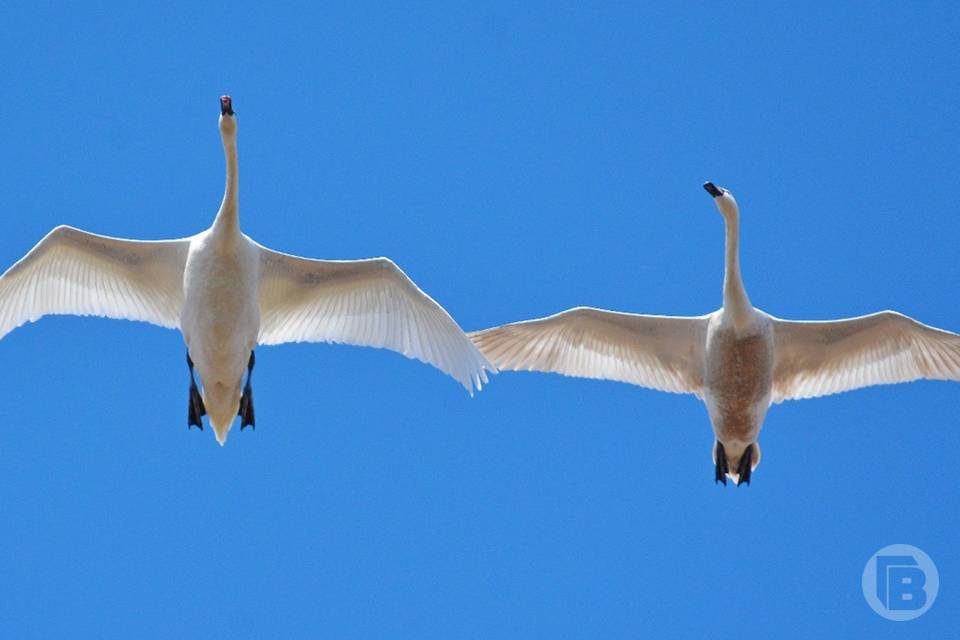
[
  {"left": 470, "top": 182, "right": 960, "bottom": 485},
  {"left": 0, "top": 96, "right": 492, "bottom": 445}
]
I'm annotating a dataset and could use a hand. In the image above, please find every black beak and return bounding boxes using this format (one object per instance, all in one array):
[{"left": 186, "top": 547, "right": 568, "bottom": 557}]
[
  {"left": 220, "top": 95, "right": 234, "bottom": 116},
  {"left": 703, "top": 182, "right": 723, "bottom": 198}
]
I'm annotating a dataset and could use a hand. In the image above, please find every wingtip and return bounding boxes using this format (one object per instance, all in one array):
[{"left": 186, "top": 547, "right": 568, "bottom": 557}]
[
  {"left": 460, "top": 347, "right": 499, "bottom": 395},
  {"left": 464, "top": 374, "right": 481, "bottom": 396}
]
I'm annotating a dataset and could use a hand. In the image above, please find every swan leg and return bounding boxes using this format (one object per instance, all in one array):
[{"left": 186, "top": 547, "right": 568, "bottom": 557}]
[
  {"left": 714, "top": 441, "right": 728, "bottom": 485},
  {"left": 187, "top": 352, "right": 206, "bottom": 430},
  {"left": 736, "top": 444, "right": 754, "bottom": 487},
  {"left": 239, "top": 351, "right": 255, "bottom": 430}
]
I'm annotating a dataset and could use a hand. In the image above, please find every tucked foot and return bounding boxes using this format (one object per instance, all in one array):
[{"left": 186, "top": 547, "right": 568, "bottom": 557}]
[
  {"left": 714, "top": 441, "right": 728, "bottom": 485},
  {"left": 239, "top": 384, "right": 255, "bottom": 429},
  {"left": 239, "top": 350, "right": 255, "bottom": 430},
  {"left": 186, "top": 351, "right": 206, "bottom": 430},
  {"left": 188, "top": 382, "right": 206, "bottom": 430},
  {"left": 736, "top": 444, "right": 754, "bottom": 487}
]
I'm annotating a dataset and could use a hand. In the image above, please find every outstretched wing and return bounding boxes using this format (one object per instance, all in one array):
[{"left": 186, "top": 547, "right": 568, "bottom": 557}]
[
  {"left": 256, "top": 245, "right": 492, "bottom": 393},
  {"left": 0, "top": 225, "right": 189, "bottom": 338},
  {"left": 470, "top": 306, "right": 708, "bottom": 396},
  {"left": 772, "top": 311, "right": 960, "bottom": 402}
]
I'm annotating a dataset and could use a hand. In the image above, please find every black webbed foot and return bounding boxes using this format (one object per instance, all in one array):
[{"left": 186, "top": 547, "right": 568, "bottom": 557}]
[
  {"left": 714, "top": 441, "right": 728, "bottom": 485},
  {"left": 239, "top": 389, "right": 255, "bottom": 429},
  {"left": 239, "top": 351, "right": 255, "bottom": 430},
  {"left": 736, "top": 444, "right": 754, "bottom": 487},
  {"left": 188, "top": 383, "right": 206, "bottom": 429},
  {"left": 239, "top": 384, "right": 255, "bottom": 429},
  {"left": 187, "top": 352, "right": 205, "bottom": 430}
]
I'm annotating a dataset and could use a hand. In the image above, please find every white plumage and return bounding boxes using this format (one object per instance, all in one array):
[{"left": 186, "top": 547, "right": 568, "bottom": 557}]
[
  {"left": 0, "top": 96, "right": 492, "bottom": 444},
  {"left": 0, "top": 226, "right": 188, "bottom": 335},
  {"left": 256, "top": 247, "right": 490, "bottom": 392}
]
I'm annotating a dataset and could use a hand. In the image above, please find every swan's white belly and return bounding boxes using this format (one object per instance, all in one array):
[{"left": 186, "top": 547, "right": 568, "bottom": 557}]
[
  {"left": 180, "top": 232, "right": 260, "bottom": 432},
  {"left": 702, "top": 314, "right": 774, "bottom": 446}
]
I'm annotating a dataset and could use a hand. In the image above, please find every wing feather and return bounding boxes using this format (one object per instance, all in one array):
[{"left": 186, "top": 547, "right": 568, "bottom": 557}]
[
  {"left": 470, "top": 306, "right": 708, "bottom": 396},
  {"left": 772, "top": 311, "right": 960, "bottom": 402},
  {"left": 256, "top": 245, "right": 492, "bottom": 393},
  {"left": 0, "top": 225, "right": 189, "bottom": 339}
]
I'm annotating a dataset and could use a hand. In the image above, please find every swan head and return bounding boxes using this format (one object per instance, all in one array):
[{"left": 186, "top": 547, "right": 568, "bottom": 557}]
[
  {"left": 703, "top": 181, "right": 739, "bottom": 218},
  {"left": 713, "top": 440, "right": 761, "bottom": 486},
  {"left": 219, "top": 95, "right": 237, "bottom": 137}
]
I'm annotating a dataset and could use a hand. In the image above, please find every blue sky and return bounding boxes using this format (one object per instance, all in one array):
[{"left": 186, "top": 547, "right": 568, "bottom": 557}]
[{"left": 0, "top": 2, "right": 957, "bottom": 637}]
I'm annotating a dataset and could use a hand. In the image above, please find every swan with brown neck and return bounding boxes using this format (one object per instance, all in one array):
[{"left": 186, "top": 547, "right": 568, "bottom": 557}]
[
  {"left": 471, "top": 181, "right": 960, "bottom": 485},
  {"left": 701, "top": 182, "right": 771, "bottom": 484}
]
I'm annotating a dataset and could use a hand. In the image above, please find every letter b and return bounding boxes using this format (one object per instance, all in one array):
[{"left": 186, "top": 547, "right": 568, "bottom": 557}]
[{"left": 888, "top": 566, "right": 927, "bottom": 611}]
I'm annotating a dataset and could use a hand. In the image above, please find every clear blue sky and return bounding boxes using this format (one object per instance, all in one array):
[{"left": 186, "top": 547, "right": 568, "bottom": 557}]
[{"left": 0, "top": 3, "right": 957, "bottom": 637}]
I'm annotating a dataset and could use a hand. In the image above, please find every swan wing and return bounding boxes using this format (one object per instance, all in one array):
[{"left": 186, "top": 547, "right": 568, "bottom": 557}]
[
  {"left": 772, "top": 311, "right": 960, "bottom": 402},
  {"left": 0, "top": 225, "right": 189, "bottom": 339},
  {"left": 469, "top": 307, "right": 708, "bottom": 396},
  {"left": 256, "top": 246, "right": 493, "bottom": 393}
]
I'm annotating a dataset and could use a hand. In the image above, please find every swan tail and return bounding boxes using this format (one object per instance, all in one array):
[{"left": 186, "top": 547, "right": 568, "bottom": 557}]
[{"left": 203, "top": 383, "right": 242, "bottom": 446}]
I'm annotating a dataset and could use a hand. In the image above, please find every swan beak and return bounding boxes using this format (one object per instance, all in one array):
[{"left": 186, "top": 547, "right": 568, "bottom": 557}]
[
  {"left": 703, "top": 182, "right": 723, "bottom": 198},
  {"left": 220, "top": 95, "right": 234, "bottom": 116}
]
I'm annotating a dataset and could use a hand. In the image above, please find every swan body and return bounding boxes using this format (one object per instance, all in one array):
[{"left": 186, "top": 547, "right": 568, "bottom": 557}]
[
  {"left": 702, "top": 307, "right": 773, "bottom": 474},
  {"left": 471, "top": 182, "right": 960, "bottom": 484},
  {"left": 181, "top": 227, "right": 261, "bottom": 434},
  {"left": 0, "top": 96, "right": 492, "bottom": 445}
]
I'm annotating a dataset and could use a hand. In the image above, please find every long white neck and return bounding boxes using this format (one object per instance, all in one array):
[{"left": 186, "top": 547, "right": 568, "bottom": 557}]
[
  {"left": 722, "top": 207, "right": 752, "bottom": 322},
  {"left": 212, "top": 124, "right": 239, "bottom": 237}
]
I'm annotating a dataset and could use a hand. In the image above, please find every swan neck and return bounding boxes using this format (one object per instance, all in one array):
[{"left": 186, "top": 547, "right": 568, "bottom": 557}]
[
  {"left": 722, "top": 209, "right": 751, "bottom": 318},
  {"left": 213, "top": 131, "right": 239, "bottom": 236}
]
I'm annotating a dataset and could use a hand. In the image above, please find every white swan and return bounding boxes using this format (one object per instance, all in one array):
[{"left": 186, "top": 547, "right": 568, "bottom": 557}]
[
  {"left": 471, "top": 182, "right": 960, "bottom": 485},
  {"left": 0, "top": 96, "right": 492, "bottom": 445}
]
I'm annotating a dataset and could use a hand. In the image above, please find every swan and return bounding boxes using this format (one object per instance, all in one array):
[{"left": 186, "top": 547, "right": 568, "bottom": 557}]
[
  {"left": 470, "top": 182, "right": 960, "bottom": 485},
  {"left": 0, "top": 95, "right": 492, "bottom": 445}
]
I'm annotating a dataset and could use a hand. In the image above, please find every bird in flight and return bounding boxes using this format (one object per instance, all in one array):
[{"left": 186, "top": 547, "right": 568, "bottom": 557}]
[
  {"left": 471, "top": 182, "right": 960, "bottom": 485},
  {"left": 0, "top": 95, "right": 492, "bottom": 444}
]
